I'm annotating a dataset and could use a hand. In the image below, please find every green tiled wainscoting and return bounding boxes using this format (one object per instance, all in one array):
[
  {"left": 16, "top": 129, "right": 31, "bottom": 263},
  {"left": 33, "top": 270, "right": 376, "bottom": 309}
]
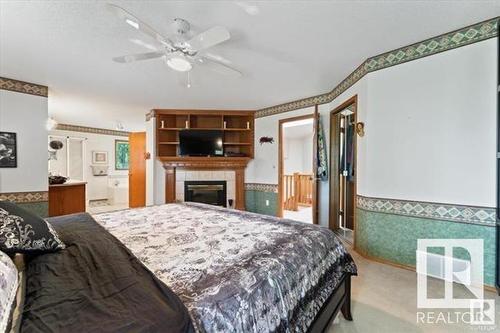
[
  {"left": 17, "top": 201, "right": 49, "bottom": 218},
  {"left": 245, "top": 190, "right": 278, "bottom": 216},
  {"left": 0, "top": 191, "right": 49, "bottom": 218},
  {"left": 356, "top": 208, "right": 496, "bottom": 286}
]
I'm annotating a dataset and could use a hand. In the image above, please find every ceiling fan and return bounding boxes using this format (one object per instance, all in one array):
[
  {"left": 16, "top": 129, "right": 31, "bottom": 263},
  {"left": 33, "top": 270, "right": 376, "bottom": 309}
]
[{"left": 107, "top": 3, "right": 242, "bottom": 85}]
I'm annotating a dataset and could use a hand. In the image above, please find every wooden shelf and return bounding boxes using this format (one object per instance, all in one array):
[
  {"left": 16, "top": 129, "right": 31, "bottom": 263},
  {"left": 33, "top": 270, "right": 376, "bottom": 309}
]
[
  {"left": 158, "top": 128, "right": 187, "bottom": 131},
  {"left": 154, "top": 109, "right": 255, "bottom": 159}
]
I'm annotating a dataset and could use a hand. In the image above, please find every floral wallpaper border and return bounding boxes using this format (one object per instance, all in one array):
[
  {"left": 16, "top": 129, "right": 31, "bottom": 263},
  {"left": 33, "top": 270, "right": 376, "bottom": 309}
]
[
  {"left": 357, "top": 195, "right": 496, "bottom": 226},
  {"left": 245, "top": 183, "right": 278, "bottom": 193},
  {"left": 0, "top": 77, "right": 48, "bottom": 97},
  {"left": 56, "top": 123, "right": 129, "bottom": 137},
  {"left": 0, "top": 191, "right": 49, "bottom": 203},
  {"left": 255, "top": 17, "right": 499, "bottom": 118}
]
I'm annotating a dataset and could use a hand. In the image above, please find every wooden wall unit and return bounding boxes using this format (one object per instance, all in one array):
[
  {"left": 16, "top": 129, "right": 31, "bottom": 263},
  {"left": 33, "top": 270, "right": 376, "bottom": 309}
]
[
  {"left": 152, "top": 109, "right": 255, "bottom": 211},
  {"left": 154, "top": 109, "right": 255, "bottom": 159}
]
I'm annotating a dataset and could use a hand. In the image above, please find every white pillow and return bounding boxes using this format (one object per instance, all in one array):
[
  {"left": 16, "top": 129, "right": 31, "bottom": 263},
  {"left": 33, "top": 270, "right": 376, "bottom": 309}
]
[{"left": 0, "top": 251, "right": 18, "bottom": 333}]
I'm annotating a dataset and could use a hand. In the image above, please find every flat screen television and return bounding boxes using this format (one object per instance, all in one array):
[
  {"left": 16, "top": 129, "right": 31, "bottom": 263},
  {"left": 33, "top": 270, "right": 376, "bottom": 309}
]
[{"left": 179, "top": 130, "right": 224, "bottom": 156}]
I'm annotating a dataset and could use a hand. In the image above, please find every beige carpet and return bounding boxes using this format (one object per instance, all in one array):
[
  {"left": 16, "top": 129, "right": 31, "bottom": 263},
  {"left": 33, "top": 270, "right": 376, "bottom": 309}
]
[{"left": 328, "top": 248, "right": 500, "bottom": 332}]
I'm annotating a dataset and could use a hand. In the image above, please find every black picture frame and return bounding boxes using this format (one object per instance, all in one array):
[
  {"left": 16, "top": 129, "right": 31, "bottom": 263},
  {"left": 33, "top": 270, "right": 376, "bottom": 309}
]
[{"left": 0, "top": 132, "right": 17, "bottom": 168}]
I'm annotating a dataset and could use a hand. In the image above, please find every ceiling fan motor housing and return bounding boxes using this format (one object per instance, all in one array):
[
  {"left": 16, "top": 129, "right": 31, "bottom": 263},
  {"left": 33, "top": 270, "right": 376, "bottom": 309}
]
[{"left": 173, "top": 18, "right": 191, "bottom": 35}]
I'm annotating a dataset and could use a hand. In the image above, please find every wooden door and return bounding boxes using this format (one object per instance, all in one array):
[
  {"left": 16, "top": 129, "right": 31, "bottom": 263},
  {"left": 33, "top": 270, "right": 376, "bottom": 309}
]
[
  {"left": 129, "top": 132, "right": 146, "bottom": 208},
  {"left": 312, "top": 106, "right": 319, "bottom": 224}
]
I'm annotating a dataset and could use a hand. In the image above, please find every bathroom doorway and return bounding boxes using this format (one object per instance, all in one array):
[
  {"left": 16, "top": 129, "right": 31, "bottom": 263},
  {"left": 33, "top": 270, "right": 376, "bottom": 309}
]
[{"left": 329, "top": 96, "right": 357, "bottom": 244}]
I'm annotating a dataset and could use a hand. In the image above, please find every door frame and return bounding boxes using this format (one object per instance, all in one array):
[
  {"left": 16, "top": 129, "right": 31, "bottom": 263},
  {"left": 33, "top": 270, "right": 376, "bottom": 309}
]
[
  {"left": 278, "top": 111, "right": 318, "bottom": 224},
  {"left": 329, "top": 95, "right": 358, "bottom": 239}
]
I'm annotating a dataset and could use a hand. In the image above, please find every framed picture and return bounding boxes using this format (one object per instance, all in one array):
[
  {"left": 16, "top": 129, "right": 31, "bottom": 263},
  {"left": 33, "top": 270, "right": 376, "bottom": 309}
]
[
  {"left": 115, "top": 140, "right": 129, "bottom": 170},
  {"left": 92, "top": 151, "right": 108, "bottom": 164},
  {"left": 0, "top": 132, "right": 17, "bottom": 168}
]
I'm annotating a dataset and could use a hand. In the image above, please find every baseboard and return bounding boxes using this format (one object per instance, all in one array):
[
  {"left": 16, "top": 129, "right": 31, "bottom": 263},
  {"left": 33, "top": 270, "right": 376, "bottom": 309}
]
[{"left": 353, "top": 246, "right": 496, "bottom": 292}]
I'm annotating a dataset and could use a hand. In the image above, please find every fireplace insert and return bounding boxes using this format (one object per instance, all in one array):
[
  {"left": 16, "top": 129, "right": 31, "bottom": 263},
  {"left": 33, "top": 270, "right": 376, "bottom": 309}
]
[{"left": 184, "top": 181, "right": 227, "bottom": 207}]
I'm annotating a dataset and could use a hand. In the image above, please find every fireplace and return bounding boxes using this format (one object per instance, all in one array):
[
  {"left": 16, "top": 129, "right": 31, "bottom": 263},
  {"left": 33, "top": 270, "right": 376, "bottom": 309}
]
[{"left": 184, "top": 181, "right": 227, "bottom": 207}]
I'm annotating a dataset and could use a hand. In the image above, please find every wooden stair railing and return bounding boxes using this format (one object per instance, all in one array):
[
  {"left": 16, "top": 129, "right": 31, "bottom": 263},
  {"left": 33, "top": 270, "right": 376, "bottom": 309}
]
[{"left": 283, "top": 173, "right": 313, "bottom": 211}]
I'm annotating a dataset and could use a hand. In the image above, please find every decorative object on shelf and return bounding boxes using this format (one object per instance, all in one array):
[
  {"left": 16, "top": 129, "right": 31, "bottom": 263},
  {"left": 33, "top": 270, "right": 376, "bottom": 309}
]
[
  {"left": 246, "top": 121, "right": 250, "bottom": 129},
  {"left": 92, "top": 151, "right": 108, "bottom": 164},
  {"left": 91, "top": 165, "right": 109, "bottom": 176},
  {"left": 223, "top": 121, "right": 227, "bottom": 129},
  {"left": 259, "top": 136, "right": 274, "bottom": 145},
  {"left": 161, "top": 120, "right": 165, "bottom": 129},
  {"left": 356, "top": 122, "right": 365, "bottom": 137},
  {"left": 0, "top": 132, "right": 17, "bottom": 168},
  {"left": 185, "top": 120, "right": 189, "bottom": 129},
  {"left": 48, "top": 175, "right": 68, "bottom": 185},
  {"left": 115, "top": 140, "right": 130, "bottom": 170}
]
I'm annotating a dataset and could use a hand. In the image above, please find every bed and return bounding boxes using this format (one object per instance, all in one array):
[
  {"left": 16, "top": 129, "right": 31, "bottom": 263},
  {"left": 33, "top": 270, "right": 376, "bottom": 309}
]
[{"left": 20, "top": 203, "right": 357, "bottom": 332}]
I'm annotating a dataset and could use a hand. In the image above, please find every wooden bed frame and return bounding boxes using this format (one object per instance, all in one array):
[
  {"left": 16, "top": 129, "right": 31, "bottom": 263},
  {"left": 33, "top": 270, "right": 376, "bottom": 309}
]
[{"left": 308, "top": 274, "right": 353, "bottom": 332}]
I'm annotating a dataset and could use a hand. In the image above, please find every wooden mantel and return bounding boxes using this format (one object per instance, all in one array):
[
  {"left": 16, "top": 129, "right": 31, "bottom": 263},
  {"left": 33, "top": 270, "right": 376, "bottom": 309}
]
[{"left": 160, "top": 157, "right": 251, "bottom": 210}]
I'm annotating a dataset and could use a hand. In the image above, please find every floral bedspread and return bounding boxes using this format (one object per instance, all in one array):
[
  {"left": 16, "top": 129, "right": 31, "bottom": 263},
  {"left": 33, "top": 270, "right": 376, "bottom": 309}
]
[{"left": 94, "top": 203, "right": 357, "bottom": 333}]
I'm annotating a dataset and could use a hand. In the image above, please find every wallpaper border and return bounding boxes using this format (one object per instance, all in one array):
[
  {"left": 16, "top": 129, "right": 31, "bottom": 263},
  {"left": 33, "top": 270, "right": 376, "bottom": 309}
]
[
  {"left": 0, "top": 191, "right": 49, "bottom": 203},
  {"left": 255, "top": 17, "right": 499, "bottom": 118},
  {"left": 245, "top": 183, "right": 278, "bottom": 193},
  {"left": 56, "top": 123, "right": 130, "bottom": 137},
  {"left": 0, "top": 77, "right": 48, "bottom": 97},
  {"left": 356, "top": 195, "right": 496, "bottom": 226}
]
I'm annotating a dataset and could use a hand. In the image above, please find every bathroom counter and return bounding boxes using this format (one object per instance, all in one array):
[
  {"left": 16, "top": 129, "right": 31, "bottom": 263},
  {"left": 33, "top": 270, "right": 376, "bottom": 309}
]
[
  {"left": 49, "top": 182, "right": 87, "bottom": 217},
  {"left": 49, "top": 180, "right": 87, "bottom": 187}
]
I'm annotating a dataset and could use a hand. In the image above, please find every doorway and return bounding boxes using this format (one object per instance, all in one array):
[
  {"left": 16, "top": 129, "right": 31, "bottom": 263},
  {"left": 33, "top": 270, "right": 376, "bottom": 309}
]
[
  {"left": 129, "top": 132, "right": 146, "bottom": 208},
  {"left": 278, "top": 112, "right": 318, "bottom": 224},
  {"left": 329, "top": 96, "right": 357, "bottom": 244}
]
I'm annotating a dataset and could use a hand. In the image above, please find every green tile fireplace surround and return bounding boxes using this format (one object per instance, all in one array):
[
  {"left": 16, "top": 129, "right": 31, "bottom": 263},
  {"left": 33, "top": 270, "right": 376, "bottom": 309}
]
[{"left": 356, "top": 197, "right": 496, "bottom": 286}]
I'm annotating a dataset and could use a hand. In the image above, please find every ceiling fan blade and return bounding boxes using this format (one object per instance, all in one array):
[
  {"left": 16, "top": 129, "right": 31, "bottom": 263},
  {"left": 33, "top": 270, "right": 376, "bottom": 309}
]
[
  {"left": 106, "top": 3, "right": 174, "bottom": 49},
  {"left": 129, "top": 38, "right": 158, "bottom": 51},
  {"left": 113, "top": 51, "right": 164, "bottom": 63},
  {"left": 186, "top": 26, "right": 230, "bottom": 51},
  {"left": 198, "top": 57, "right": 242, "bottom": 77},
  {"left": 203, "top": 52, "right": 232, "bottom": 65}
]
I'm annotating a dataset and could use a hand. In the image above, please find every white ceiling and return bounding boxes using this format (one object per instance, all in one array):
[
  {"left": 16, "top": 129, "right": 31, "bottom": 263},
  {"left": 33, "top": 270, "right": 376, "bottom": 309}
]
[{"left": 1, "top": 1, "right": 499, "bottom": 131}]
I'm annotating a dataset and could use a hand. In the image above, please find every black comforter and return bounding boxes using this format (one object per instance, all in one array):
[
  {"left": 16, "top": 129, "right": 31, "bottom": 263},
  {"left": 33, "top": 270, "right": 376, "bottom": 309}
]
[{"left": 21, "top": 213, "right": 194, "bottom": 333}]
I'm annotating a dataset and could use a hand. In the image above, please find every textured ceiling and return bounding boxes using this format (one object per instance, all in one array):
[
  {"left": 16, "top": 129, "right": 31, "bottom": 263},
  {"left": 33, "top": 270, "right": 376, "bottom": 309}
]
[{"left": 1, "top": 1, "right": 499, "bottom": 131}]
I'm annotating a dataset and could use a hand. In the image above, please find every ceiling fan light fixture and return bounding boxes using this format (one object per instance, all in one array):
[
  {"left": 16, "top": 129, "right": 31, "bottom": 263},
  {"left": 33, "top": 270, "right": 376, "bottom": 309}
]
[{"left": 166, "top": 56, "right": 192, "bottom": 72}]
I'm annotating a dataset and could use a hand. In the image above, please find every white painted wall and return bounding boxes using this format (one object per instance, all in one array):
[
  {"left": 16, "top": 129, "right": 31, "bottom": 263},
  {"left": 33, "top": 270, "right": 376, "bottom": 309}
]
[
  {"left": 251, "top": 37, "right": 496, "bottom": 229},
  {"left": 283, "top": 136, "right": 313, "bottom": 174},
  {"left": 246, "top": 106, "right": 316, "bottom": 184},
  {"left": 0, "top": 90, "right": 48, "bottom": 193},
  {"left": 362, "top": 38, "right": 496, "bottom": 207},
  {"left": 49, "top": 129, "right": 129, "bottom": 201}
]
